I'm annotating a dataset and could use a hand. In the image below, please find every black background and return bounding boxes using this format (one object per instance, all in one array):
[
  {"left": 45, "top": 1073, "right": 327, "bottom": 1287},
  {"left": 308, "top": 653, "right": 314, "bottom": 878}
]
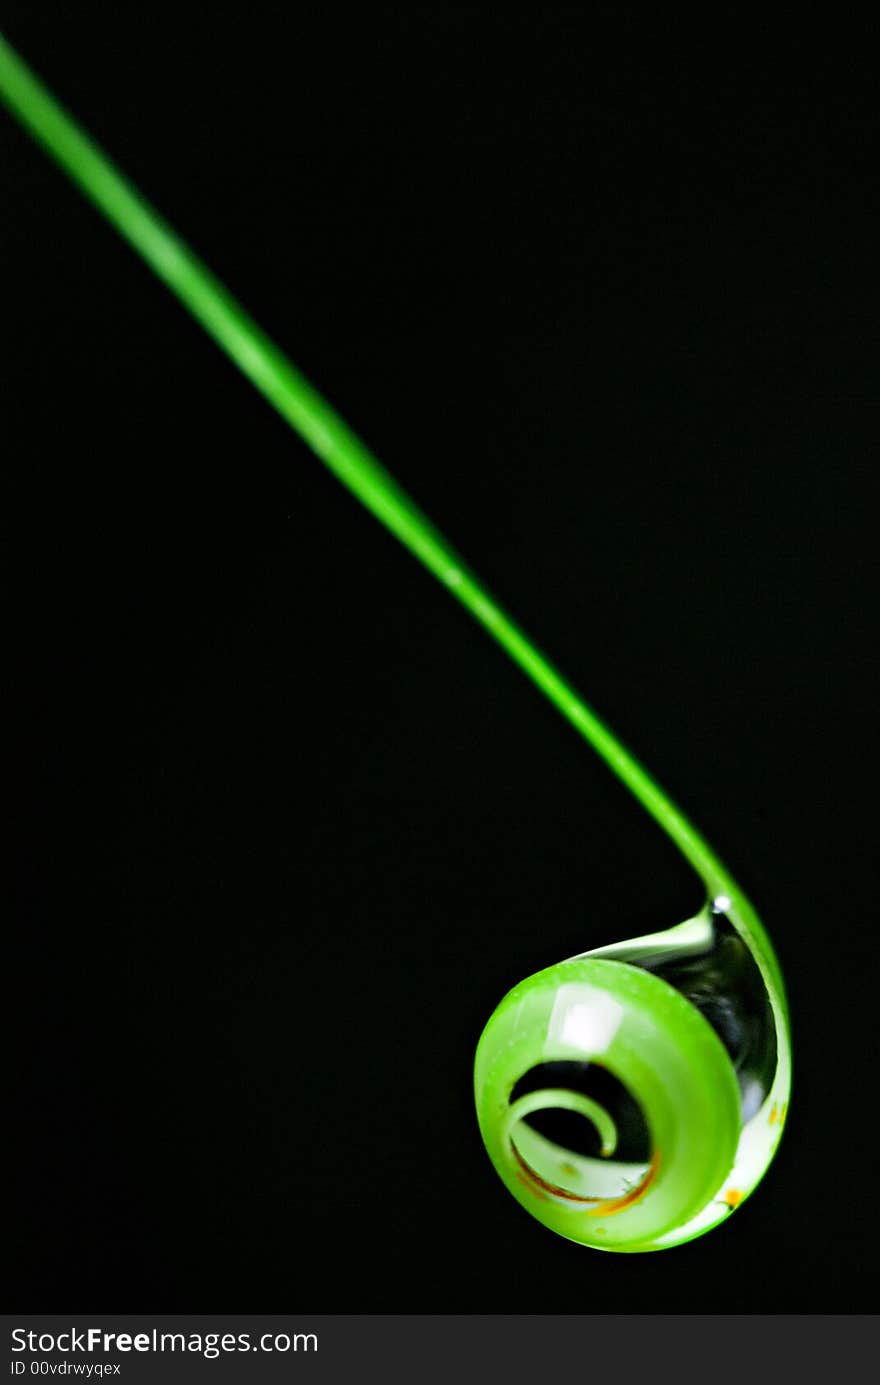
[{"left": 4, "top": 7, "right": 878, "bottom": 1311}]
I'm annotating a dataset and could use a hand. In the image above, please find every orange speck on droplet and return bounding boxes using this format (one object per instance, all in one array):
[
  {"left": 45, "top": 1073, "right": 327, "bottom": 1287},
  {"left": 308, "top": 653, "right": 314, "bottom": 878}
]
[
  {"left": 769, "top": 1103, "right": 778, "bottom": 1125},
  {"left": 723, "top": 1188, "right": 743, "bottom": 1209}
]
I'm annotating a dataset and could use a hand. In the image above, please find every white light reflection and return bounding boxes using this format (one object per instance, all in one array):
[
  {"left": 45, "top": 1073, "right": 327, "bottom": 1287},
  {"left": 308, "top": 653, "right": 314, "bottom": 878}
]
[{"left": 548, "top": 986, "right": 624, "bottom": 1056}]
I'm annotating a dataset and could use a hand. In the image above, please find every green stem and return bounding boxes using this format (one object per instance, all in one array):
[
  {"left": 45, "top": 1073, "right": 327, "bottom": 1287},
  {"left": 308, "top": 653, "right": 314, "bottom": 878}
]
[{"left": 0, "top": 33, "right": 738, "bottom": 899}]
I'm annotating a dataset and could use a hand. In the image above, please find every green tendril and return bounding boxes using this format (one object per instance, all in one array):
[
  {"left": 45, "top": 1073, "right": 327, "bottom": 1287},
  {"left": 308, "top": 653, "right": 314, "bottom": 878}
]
[{"left": 1, "top": 32, "right": 791, "bottom": 1252}]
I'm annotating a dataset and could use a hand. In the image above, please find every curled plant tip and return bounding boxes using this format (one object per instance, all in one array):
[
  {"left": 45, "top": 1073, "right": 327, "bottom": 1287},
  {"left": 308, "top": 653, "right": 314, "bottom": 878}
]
[{"left": 0, "top": 32, "right": 791, "bottom": 1253}]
